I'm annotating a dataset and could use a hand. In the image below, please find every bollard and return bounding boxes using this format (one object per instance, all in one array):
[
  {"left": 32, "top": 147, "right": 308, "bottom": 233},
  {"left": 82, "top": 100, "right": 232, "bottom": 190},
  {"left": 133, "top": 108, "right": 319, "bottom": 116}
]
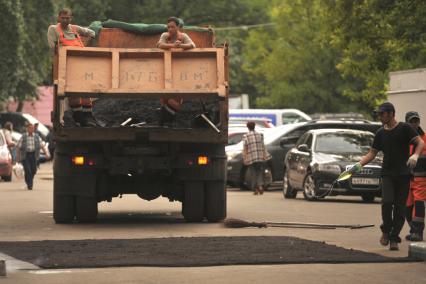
[{"left": 0, "top": 259, "right": 6, "bottom": 277}]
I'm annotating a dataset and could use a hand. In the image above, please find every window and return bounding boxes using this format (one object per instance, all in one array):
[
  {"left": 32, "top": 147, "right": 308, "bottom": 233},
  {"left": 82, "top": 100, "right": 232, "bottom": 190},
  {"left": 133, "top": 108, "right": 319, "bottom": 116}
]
[
  {"left": 305, "top": 134, "right": 313, "bottom": 148},
  {"left": 282, "top": 113, "right": 308, "bottom": 124},
  {"left": 315, "top": 132, "right": 373, "bottom": 154}
]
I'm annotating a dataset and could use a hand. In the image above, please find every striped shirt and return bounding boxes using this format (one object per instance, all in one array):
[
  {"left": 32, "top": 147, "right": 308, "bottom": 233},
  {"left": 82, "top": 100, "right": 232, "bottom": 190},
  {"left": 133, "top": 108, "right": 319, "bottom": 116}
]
[{"left": 242, "top": 131, "right": 269, "bottom": 165}]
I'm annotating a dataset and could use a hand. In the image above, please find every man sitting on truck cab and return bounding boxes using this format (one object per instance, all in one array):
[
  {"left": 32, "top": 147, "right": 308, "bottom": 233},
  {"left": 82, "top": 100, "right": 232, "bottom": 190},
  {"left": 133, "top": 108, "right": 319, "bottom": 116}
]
[{"left": 47, "top": 8, "right": 97, "bottom": 127}]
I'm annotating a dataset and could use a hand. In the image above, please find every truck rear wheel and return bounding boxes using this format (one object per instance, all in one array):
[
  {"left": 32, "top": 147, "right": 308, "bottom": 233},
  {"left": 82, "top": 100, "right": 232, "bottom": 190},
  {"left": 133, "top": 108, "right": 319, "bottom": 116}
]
[
  {"left": 205, "top": 180, "right": 227, "bottom": 222},
  {"left": 53, "top": 194, "right": 75, "bottom": 223},
  {"left": 76, "top": 196, "right": 98, "bottom": 223},
  {"left": 182, "top": 181, "right": 205, "bottom": 222}
]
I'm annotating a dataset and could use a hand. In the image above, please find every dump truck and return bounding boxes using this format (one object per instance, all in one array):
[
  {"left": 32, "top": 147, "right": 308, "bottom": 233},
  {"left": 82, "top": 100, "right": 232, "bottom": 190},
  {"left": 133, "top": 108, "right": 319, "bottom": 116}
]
[{"left": 52, "top": 24, "right": 228, "bottom": 223}]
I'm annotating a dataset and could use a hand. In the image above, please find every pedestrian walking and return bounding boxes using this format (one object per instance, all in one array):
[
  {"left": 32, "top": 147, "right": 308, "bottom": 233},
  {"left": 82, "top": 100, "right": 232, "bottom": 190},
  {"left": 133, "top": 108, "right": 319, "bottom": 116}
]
[
  {"left": 405, "top": 111, "right": 426, "bottom": 242},
  {"left": 242, "top": 121, "right": 270, "bottom": 195},
  {"left": 348, "top": 102, "right": 424, "bottom": 250},
  {"left": 17, "top": 123, "right": 50, "bottom": 190}
]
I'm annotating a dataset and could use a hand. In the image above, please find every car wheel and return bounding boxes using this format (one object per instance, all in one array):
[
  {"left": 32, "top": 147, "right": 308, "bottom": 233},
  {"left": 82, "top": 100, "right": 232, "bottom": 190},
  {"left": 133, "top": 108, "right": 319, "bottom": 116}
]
[
  {"left": 2, "top": 175, "right": 12, "bottom": 182},
  {"left": 282, "top": 171, "right": 297, "bottom": 199},
  {"left": 303, "top": 174, "right": 319, "bottom": 201},
  {"left": 361, "top": 193, "right": 375, "bottom": 203}
]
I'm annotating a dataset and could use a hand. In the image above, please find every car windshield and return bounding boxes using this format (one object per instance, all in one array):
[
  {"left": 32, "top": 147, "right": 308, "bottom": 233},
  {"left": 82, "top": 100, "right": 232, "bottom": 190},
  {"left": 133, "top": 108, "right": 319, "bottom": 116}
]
[{"left": 314, "top": 132, "right": 373, "bottom": 154}]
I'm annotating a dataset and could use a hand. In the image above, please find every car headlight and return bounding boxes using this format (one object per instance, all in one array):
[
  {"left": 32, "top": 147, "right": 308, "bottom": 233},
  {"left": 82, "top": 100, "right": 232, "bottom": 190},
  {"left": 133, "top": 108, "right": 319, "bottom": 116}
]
[
  {"left": 317, "top": 164, "right": 341, "bottom": 175},
  {"left": 227, "top": 150, "right": 242, "bottom": 161}
]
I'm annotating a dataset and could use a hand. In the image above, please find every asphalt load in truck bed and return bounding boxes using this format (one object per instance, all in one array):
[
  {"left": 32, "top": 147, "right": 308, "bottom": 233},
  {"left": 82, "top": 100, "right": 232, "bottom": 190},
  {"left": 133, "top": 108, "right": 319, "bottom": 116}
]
[
  {"left": 90, "top": 98, "right": 221, "bottom": 128},
  {"left": 0, "top": 236, "right": 415, "bottom": 268}
]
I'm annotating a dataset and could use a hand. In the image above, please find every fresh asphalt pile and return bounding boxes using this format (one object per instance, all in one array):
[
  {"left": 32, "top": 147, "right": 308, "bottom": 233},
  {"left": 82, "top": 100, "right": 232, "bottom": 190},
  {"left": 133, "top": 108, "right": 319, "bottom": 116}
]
[
  {"left": 90, "top": 98, "right": 221, "bottom": 128},
  {"left": 0, "top": 236, "right": 416, "bottom": 269}
]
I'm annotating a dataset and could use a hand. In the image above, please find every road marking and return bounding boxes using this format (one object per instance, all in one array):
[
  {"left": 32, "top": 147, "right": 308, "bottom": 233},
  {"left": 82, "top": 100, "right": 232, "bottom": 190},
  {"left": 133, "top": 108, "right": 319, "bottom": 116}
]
[{"left": 0, "top": 253, "right": 39, "bottom": 272}]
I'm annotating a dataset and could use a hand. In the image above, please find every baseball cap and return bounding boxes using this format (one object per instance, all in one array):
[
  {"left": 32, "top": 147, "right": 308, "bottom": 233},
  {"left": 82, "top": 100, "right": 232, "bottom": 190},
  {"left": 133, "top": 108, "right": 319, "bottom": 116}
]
[
  {"left": 405, "top": 111, "right": 420, "bottom": 122},
  {"left": 373, "top": 102, "right": 395, "bottom": 114}
]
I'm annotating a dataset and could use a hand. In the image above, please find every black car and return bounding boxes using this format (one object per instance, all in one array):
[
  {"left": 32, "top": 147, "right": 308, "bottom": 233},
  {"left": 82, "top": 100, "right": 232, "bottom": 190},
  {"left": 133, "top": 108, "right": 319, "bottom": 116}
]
[
  {"left": 226, "top": 120, "right": 381, "bottom": 190},
  {"left": 283, "top": 129, "right": 382, "bottom": 202}
]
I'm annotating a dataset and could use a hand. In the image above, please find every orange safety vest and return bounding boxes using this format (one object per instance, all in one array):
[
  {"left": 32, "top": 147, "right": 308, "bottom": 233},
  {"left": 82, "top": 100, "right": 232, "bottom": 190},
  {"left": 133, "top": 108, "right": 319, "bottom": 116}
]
[
  {"left": 56, "top": 24, "right": 84, "bottom": 47},
  {"left": 56, "top": 24, "right": 92, "bottom": 108},
  {"left": 407, "top": 133, "right": 426, "bottom": 205}
]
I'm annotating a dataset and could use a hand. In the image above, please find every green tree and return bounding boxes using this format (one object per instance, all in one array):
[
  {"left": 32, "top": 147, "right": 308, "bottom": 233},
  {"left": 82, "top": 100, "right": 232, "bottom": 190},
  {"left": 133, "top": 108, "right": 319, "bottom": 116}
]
[
  {"left": 243, "top": 0, "right": 352, "bottom": 112},
  {"left": 324, "top": 0, "right": 426, "bottom": 111},
  {"left": 0, "top": 0, "right": 26, "bottom": 106},
  {"left": 13, "top": 0, "right": 56, "bottom": 111}
]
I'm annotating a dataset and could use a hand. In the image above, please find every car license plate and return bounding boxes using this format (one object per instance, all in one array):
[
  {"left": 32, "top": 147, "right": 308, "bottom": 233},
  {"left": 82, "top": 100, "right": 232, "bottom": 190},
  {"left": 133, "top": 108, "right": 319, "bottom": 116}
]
[{"left": 351, "top": 178, "right": 380, "bottom": 185}]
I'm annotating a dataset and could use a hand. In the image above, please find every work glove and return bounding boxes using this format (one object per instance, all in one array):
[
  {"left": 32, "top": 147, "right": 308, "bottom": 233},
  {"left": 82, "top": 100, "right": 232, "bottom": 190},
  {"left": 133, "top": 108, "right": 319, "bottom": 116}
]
[
  {"left": 407, "top": 154, "right": 419, "bottom": 169},
  {"left": 348, "top": 162, "right": 363, "bottom": 174}
]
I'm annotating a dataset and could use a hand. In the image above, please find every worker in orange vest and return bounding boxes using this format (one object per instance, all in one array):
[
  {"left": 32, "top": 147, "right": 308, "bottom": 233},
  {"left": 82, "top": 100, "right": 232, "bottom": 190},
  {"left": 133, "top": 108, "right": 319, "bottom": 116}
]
[
  {"left": 47, "top": 8, "right": 96, "bottom": 127},
  {"left": 405, "top": 111, "right": 426, "bottom": 241}
]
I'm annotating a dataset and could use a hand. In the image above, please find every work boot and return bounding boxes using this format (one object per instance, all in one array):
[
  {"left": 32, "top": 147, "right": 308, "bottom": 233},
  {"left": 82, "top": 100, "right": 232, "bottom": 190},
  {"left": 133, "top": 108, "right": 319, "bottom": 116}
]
[
  {"left": 389, "top": 241, "right": 399, "bottom": 251},
  {"left": 380, "top": 233, "right": 390, "bottom": 246},
  {"left": 406, "top": 233, "right": 423, "bottom": 242},
  {"left": 406, "top": 222, "right": 424, "bottom": 241}
]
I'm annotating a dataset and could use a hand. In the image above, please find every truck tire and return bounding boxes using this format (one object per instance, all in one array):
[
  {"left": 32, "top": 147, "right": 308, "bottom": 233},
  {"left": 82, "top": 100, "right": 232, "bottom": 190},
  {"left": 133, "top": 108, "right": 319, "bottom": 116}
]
[
  {"left": 53, "top": 194, "right": 75, "bottom": 223},
  {"left": 76, "top": 196, "right": 98, "bottom": 223},
  {"left": 205, "top": 180, "right": 227, "bottom": 222},
  {"left": 182, "top": 181, "right": 205, "bottom": 222}
]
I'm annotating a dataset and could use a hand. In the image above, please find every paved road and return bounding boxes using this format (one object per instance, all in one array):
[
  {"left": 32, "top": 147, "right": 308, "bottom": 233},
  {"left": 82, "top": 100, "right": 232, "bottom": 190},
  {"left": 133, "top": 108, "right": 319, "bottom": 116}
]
[{"left": 0, "top": 162, "right": 425, "bottom": 283}]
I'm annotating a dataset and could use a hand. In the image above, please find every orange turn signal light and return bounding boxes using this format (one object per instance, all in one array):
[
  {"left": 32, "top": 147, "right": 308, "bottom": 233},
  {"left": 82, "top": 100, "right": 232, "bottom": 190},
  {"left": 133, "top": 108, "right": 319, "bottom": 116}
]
[
  {"left": 72, "top": 156, "right": 85, "bottom": 166},
  {"left": 198, "top": 156, "right": 208, "bottom": 165}
]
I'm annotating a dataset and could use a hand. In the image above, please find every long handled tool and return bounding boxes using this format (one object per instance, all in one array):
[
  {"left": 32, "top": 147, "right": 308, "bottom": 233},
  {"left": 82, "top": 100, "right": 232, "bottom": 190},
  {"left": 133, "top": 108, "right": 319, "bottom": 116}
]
[
  {"left": 266, "top": 221, "right": 374, "bottom": 230},
  {"left": 224, "top": 218, "right": 374, "bottom": 230}
]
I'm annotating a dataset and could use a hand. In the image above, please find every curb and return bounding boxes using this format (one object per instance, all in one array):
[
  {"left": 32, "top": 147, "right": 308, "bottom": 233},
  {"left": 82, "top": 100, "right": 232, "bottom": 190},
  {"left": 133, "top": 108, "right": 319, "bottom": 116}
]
[
  {"left": 408, "top": 242, "right": 426, "bottom": 261},
  {"left": 0, "top": 259, "right": 6, "bottom": 277}
]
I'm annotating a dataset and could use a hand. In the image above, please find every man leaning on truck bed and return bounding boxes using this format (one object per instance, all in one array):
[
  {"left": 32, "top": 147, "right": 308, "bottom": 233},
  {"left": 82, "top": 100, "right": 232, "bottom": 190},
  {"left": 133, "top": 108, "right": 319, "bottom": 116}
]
[
  {"left": 47, "top": 8, "right": 97, "bottom": 127},
  {"left": 157, "top": 17, "right": 196, "bottom": 50},
  {"left": 157, "top": 17, "right": 195, "bottom": 126}
]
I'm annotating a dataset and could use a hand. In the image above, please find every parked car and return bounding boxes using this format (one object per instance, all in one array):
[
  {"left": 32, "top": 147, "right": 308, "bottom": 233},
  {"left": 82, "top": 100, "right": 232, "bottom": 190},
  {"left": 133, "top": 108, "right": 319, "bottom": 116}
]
[
  {"left": 0, "top": 130, "right": 13, "bottom": 182},
  {"left": 0, "top": 112, "right": 50, "bottom": 140},
  {"left": 226, "top": 120, "right": 381, "bottom": 189},
  {"left": 229, "top": 117, "right": 275, "bottom": 128},
  {"left": 283, "top": 129, "right": 382, "bottom": 202},
  {"left": 229, "top": 109, "right": 311, "bottom": 126}
]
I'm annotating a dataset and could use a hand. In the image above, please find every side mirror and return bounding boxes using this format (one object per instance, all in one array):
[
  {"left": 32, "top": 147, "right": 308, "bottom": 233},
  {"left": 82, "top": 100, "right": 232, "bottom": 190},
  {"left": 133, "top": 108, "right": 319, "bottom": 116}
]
[{"left": 297, "top": 144, "right": 310, "bottom": 153}]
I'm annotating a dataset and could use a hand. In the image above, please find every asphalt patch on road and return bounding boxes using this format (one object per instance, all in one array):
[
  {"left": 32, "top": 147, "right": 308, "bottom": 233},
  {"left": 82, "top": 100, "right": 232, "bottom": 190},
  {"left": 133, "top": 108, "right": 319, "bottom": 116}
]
[{"left": 0, "top": 236, "right": 416, "bottom": 269}]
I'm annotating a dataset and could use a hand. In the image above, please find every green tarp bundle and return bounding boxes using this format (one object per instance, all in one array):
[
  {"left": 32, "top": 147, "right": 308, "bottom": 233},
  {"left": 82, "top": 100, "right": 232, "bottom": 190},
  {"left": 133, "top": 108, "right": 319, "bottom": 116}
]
[
  {"left": 89, "top": 19, "right": 210, "bottom": 37},
  {"left": 88, "top": 19, "right": 211, "bottom": 46}
]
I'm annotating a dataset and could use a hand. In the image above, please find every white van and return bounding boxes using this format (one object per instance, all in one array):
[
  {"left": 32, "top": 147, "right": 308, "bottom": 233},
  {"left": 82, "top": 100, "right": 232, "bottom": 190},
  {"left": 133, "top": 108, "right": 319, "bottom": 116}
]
[{"left": 229, "top": 109, "right": 311, "bottom": 126}]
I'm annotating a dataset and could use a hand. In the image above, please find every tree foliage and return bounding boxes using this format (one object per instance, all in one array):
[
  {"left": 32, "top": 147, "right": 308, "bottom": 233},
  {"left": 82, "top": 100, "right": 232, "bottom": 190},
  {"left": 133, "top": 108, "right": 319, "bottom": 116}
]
[
  {"left": 0, "top": 0, "right": 26, "bottom": 106},
  {"left": 1, "top": 0, "right": 425, "bottom": 113},
  {"left": 324, "top": 0, "right": 426, "bottom": 111},
  {"left": 243, "top": 0, "right": 352, "bottom": 112}
]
